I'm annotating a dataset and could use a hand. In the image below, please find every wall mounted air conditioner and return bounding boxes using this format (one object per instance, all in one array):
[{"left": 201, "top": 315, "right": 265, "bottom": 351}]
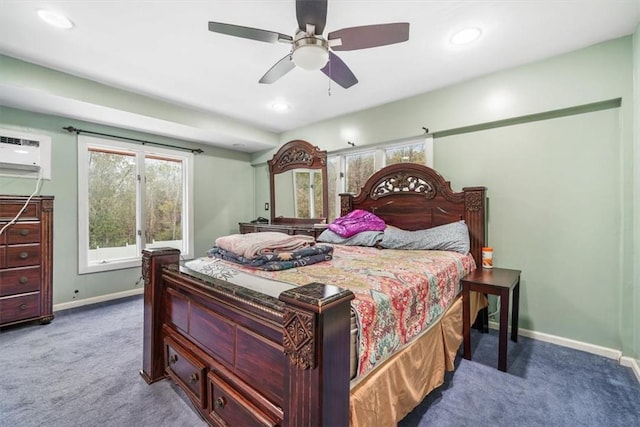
[
  {"left": 0, "top": 133, "right": 41, "bottom": 171},
  {"left": 0, "top": 129, "right": 50, "bottom": 179}
]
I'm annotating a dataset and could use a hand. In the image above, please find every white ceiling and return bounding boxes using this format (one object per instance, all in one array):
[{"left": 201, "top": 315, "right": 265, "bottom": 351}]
[{"left": 0, "top": 0, "right": 639, "bottom": 152}]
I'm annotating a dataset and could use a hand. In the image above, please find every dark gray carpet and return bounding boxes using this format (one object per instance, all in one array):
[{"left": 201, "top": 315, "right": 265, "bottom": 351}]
[
  {"left": 1, "top": 296, "right": 638, "bottom": 427},
  {"left": 399, "top": 328, "right": 640, "bottom": 427},
  {"left": 0, "top": 296, "right": 206, "bottom": 427}
]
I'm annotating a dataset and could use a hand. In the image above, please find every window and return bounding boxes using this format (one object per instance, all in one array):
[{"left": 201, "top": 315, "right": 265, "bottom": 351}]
[
  {"left": 327, "top": 137, "right": 432, "bottom": 221},
  {"left": 78, "top": 135, "right": 194, "bottom": 273},
  {"left": 293, "top": 170, "right": 323, "bottom": 218},
  {"left": 345, "top": 151, "right": 376, "bottom": 193},
  {"left": 384, "top": 142, "right": 426, "bottom": 165},
  {"left": 327, "top": 157, "right": 340, "bottom": 221}
]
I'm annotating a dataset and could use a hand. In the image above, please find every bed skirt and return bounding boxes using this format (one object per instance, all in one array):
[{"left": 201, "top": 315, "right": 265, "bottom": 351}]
[{"left": 349, "top": 291, "right": 487, "bottom": 427}]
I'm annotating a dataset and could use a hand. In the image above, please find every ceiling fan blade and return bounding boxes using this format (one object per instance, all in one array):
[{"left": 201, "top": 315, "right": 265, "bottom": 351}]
[
  {"left": 321, "top": 52, "right": 358, "bottom": 89},
  {"left": 259, "top": 54, "right": 296, "bottom": 84},
  {"left": 296, "top": 0, "right": 327, "bottom": 35},
  {"left": 208, "top": 22, "right": 292, "bottom": 44},
  {"left": 329, "top": 23, "right": 410, "bottom": 51}
]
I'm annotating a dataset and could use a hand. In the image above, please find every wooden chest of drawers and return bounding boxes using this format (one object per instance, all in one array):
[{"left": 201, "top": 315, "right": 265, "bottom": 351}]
[{"left": 0, "top": 195, "right": 54, "bottom": 327}]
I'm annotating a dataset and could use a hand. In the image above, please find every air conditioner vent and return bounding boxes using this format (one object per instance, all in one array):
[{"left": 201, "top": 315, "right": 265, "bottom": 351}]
[{"left": 0, "top": 135, "right": 40, "bottom": 147}]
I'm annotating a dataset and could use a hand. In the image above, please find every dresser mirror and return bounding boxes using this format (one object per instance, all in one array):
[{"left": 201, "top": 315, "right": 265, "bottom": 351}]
[{"left": 269, "top": 140, "right": 328, "bottom": 224}]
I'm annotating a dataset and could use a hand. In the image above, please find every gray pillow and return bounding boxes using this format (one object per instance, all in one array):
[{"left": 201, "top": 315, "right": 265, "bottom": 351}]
[
  {"left": 379, "top": 221, "right": 470, "bottom": 253},
  {"left": 317, "top": 229, "right": 384, "bottom": 247}
]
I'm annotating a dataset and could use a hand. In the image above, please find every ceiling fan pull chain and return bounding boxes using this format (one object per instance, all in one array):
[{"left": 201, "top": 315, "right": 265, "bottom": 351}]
[{"left": 327, "top": 59, "right": 332, "bottom": 96}]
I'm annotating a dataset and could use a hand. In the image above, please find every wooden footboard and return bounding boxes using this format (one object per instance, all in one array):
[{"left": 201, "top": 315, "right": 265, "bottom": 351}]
[{"left": 140, "top": 247, "right": 354, "bottom": 427}]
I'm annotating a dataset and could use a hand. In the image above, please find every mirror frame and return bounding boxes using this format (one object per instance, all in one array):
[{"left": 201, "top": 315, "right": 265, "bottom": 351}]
[{"left": 268, "top": 139, "right": 329, "bottom": 224}]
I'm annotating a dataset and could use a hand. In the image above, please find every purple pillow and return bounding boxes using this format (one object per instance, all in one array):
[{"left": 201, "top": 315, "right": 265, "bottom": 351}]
[{"left": 328, "top": 209, "right": 386, "bottom": 238}]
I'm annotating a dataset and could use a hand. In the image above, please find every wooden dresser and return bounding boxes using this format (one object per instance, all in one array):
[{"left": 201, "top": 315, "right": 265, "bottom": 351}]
[
  {"left": 0, "top": 195, "right": 54, "bottom": 327},
  {"left": 239, "top": 222, "right": 327, "bottom": 239}
]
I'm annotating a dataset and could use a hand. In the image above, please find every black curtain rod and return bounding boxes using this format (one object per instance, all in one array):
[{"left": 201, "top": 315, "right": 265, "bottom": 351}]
[{"left": 62, "top": 126, "right": 204, "bottom": 154}]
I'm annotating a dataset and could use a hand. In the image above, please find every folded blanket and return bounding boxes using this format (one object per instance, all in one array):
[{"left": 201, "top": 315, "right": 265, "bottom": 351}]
[
  {"left": 328, "top": 209, "right": 386, "bottom": 238},
  {"left": 215, "top": 232, "right": 315, "bottom": 260},
  {"left": 207, "top": 244, "right": 333, "bottom": 271}
]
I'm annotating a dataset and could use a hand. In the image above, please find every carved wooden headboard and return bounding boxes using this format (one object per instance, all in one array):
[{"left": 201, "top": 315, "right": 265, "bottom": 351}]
[{"left": 339, "top": 163, "right": 486, "bottom": 266}]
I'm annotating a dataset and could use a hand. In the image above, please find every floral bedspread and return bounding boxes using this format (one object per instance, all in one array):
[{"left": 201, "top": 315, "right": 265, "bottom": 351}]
[{"left": 229, "top": 245, "right": 475, "bottom": 377}]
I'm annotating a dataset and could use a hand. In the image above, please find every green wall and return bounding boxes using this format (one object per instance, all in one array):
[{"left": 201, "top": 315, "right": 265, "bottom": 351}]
[
  {"left": 436, "top": 109, "right": 621, "bottom": 347},
  {"left": 256, "top": 36, "right": 637, "bottom": 357},
  {"left": 0, "top": 106, "right": 255, "bottom": 305},
  {"left": 254, "top": 164, "right": 270, "bottom": 220}
]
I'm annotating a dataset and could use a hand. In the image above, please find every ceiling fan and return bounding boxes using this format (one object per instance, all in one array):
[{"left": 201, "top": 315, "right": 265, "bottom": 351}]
[{"left": 208, "top": 0, "right": 410, "bottom": 89}]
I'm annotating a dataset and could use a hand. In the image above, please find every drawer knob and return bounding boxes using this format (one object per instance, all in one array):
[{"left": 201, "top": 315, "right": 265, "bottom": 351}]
[
  {"left": 19, "top": 252, "right": 29, "bottom": 259},
  {"left": 19, "top": 229, "right": 29, "bottom": 236},
  {"left": 168, "top": 354, "right": 178, "bottom": 365},
  {"left": 19, "top": 303, "right": 27, "bottom": 311},
  {"left": 19, "top": 276, "right": 29, "bottom": 284},
  {"left": 215, "top": 397, "right": 226, "bottom": 410},
  {"left": 189, "top": 372, "right": 199, "bottom": 384}
]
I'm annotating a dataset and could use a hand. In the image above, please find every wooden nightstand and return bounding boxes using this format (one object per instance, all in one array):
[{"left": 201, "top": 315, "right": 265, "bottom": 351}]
[{"left": 462, "top": 267, "right": 521, "bottom": 372}]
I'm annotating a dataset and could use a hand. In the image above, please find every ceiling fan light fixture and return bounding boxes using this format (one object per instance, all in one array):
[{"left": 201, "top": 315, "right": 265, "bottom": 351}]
[
  {"left": 271, "top": 102, "right": 290, "bottom": 111},
  {"left": 292, "top": 37, "right": 329, "bottom": 70},
  {"left": 450, "top": 27, "right": 482, "bottom": 45}
]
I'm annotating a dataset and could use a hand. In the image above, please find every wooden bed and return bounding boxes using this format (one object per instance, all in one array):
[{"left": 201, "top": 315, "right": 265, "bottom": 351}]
[{"left": 140, "top": 163, "right": 487, "bottom": 426}]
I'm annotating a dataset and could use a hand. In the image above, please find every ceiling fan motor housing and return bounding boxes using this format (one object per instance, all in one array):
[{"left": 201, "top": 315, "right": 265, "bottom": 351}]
[{"left": 292, "top": 33, "right": 329, "bottom": 70}]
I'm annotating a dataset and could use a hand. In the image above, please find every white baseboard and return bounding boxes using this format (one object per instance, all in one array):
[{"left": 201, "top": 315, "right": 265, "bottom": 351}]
[
  {"left": 487, "top": 321, "right": 637, "bottom": 374},
  {"left": 620, "top": 357, "right": 640, "bottom": 384},
  {"left": 487, "top": 319, "right": 640, "bottom": 385},
  {"left": 53, "top": 287, "right": 143, "bottom": 312}
]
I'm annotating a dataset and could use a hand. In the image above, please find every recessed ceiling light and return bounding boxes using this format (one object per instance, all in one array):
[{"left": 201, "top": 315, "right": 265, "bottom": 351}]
[
  {"left": 37, "top": 9, "right": 74, "bottom": 29},
  {"left": 450, "top": 27, "right": 481, "bottom": 45},
  {"left": 271, "top": 102, "right": 290, "bottom": 112}
]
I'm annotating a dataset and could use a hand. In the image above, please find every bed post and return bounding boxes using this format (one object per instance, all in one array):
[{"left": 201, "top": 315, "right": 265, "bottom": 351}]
[
  {"left": 462, "top": 186, "right": 489, "bottom": 331},
  {"left": 339, "top": 193, "right": 354, "bottom": 216},
  {"left": 140, "top": 247, "right": 180, "bottom": 384},
  {"left": 279, "top": 283, "right": 354, "bottom": 427},
  {"left": 462, "top": 186, "right": 487, "bottom": 268}
]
